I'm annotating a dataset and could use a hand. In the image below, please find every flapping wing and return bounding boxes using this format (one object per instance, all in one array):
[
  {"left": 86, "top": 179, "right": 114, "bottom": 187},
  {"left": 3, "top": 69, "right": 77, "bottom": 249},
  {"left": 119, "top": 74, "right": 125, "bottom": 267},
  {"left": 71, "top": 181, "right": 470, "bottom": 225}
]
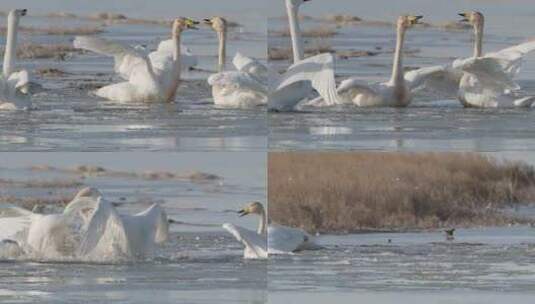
[
  {"left": 453, "top": 56, "right": 520, "bottom": 91},
  {"left": 404, "top": 65, "right": 462, "bottom": 96},
  {"left": 74, "top": 36, "right": 151, "bottom": 82},
  {"left": 232, "top": 52, "right": 279, "bottom": 84},
  {"left": 222, "top": 223, "right": 267, "bottom": 259},
  {"left": 0, "top": 204, "right": 34, "bottom": 240},
  {"left": 79, "top": 198, "right": 129, "bottom": 257},
  {"left": 134, "top": 204, "right": 169, "bottom": 244},
  {"left": 7, "top": 70, "right": 30, "bottom": 93},
  {"left": 276, "top": 53, "right": 340, "bottom": 106},
  {"left": 486, "top": 40, "right": 535, "bottom": 78}
]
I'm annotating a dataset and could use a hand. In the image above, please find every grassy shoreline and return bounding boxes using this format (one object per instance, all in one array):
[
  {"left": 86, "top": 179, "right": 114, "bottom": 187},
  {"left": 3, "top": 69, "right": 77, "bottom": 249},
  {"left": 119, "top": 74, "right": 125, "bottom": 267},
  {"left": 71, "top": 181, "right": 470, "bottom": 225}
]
[{"left": 268, "top": 152, "right": 535, "bottom": 233}]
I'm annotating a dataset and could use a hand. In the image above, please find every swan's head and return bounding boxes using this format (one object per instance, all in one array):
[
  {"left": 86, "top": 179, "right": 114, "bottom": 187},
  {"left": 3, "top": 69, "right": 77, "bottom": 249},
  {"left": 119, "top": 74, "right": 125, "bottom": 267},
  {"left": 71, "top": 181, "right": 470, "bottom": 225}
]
[
  {"left": 459, "top": 11, "right": 484, "bottom": 28},
  {"left": 9, "top": 9, "right": 27, "bottom": 19},
  {"left": 287, "top": 0, "right": 311, "bottom": 8},
  {"left": 398, "top": 15, "right": 423, "bottom": 29},
  {"left": 237, "top": 201, "right": 265, "bottom": 217},
  {"left": 73, "top": 187, "right": 102, "bottom": 201},
  {"left": 203, "top": 17, "right": 227, "bottom": 33},
  {"left": 173, "top": 17, "right": 200, "bottom": 35}
]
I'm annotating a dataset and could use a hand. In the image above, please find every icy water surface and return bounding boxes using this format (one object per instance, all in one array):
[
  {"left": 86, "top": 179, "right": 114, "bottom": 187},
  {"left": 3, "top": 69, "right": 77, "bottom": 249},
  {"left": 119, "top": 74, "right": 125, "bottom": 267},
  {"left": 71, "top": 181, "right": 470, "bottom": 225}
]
[
  {"left": 0, "top": 3, "right": 267, "bottom": 152},
  {"left": 268, "top": 0, "right": 535, "bottom": 151},
  {"left": 0, "top": 153, "right": 267, "bottom": 303},
  {"left": 268, "top": 227, "right": 535, "bottom": 304}
]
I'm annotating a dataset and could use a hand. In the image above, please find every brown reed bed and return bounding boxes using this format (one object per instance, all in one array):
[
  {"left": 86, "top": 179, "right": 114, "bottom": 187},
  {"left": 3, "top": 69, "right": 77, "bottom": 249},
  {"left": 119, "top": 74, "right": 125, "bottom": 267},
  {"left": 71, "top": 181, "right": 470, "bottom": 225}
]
[{"left": 268, "top": 152, "right": 535, "bottom": 233}]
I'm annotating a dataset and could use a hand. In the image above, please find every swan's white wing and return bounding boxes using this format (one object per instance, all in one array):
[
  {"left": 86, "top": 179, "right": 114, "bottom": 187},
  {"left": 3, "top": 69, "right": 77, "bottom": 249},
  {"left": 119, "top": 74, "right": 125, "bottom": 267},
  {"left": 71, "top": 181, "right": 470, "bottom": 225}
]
[
  {"left": 208, "top": 71, "right": 268, "bottom": 94},
  {"left": 268, "top": 223, "right": 311, "bottom": 253},
  {"left": 149, "top": 39, "right": 198, "bottom": 72},
  {"left": 79, "top": 198, "right": 129, "bottom": 257},
  {"left": 276, "top": 53, "right": 340, "bottom": 106},
  {"left": 133, "top": 204, "right": 169, "bottom": 244},
  {"left": 222, "top": 223, "right": 267, "bottom": 259},
  {"left": 454, "top": 56, "right": 520, "bottom": 91},
  {"left": 7, "top": 70, "right": 30, "bottom": 93},
  {"left": 404, "top": 65, "right": 462, "bottom": 96},
  {"left": 74, "top": 36, "right": 152, "bottom": 84},
  {"left": 486, "top": 40, "right": 535, "bottom": 78},
  {"left": 0, "top": 205, "right": 34, "bottom": 240},
  {"left": 232, "top": 52, "right": 278, "bottom": 84}
]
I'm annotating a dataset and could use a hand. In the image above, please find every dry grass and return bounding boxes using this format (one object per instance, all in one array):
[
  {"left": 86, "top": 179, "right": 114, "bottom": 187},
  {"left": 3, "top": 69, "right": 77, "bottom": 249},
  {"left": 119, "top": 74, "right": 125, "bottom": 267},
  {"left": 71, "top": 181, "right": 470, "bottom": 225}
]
[
  {"left": 269, "top": 43, "right": 335, "bottom": 61},
  {"left": 268, "top": 152, "right": 535, "bottom": 233},
  {"left": 0, "top": 178, "right": 83, "bottom": 188}
]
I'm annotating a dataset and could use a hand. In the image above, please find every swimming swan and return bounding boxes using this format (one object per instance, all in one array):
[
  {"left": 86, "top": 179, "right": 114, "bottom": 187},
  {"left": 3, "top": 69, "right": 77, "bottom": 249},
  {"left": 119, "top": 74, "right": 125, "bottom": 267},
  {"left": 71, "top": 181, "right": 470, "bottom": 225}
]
[
  {"left": 268, "top": 0, "right": 339, "bottom": 111},
  {"left": 408, "top": 11, "right": 535, "bottom": 108},
  {"left": 66, "top": 195, "right": 169, "bottom": 259},
  {"left": 0, "top": 9, "right": 32, "bottom": 110},
  {"left": 0, "top": 187, "right": 103, "bottom": 257},
  {"left": 223, "top": 202, "right": 318, "bottom": 259},
  {"left": 313, "top": 15, "right": 448, "bottom": 107},
  {"left": 204, "top": 17, "right": 269, "bottom": 108},
  {"left": 73, "top": 18, "right": 199, "bottom": 103}
]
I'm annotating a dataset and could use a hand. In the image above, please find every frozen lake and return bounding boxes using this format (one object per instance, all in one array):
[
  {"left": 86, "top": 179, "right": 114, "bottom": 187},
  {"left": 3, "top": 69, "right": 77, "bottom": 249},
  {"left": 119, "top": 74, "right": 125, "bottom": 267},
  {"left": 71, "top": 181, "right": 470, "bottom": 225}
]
[{"left": 268, "top": 227, "right": 535, "bottom": 303}]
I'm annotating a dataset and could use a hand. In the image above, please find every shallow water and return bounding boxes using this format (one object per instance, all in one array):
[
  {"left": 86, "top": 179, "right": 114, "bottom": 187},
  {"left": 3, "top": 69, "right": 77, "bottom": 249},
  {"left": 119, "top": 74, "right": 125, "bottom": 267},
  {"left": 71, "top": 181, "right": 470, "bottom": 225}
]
[
  {"left": 268, "top": 227, "right": 535, "bottom": 303},
  {"left": 0, "top": 153, "right": 267, "bottom": 303},
  {"left": 0, "top": 5, "right": 267, "bottom": 152},
  {"left": 268, "top": 0, "right": 535, "bottom": 151}
]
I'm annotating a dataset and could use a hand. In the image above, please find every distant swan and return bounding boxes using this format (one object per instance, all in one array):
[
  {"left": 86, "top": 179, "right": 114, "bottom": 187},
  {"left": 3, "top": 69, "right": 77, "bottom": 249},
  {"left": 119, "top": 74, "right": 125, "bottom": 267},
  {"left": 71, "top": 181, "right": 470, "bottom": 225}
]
[
  {"left": 408, "top": 11, "right": 535, "bottom": 108},
  {"left": 74, "top": 17, "right": 199, "bottom": 103},
  {"left": 223, "top": 202, "right": 318, "bottom": 259},
  {"left": 0, "top": 9, "right": 31, "bottom": 110},
  {"left": 204, "top": 17, "right": 268, "bottom": 108}
]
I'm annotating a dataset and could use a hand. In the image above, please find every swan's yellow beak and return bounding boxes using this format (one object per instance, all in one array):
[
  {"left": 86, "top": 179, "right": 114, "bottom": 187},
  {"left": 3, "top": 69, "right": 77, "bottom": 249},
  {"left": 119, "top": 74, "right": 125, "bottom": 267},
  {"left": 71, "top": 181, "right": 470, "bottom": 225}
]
[
  {"left": 408, "top": 15, "right": 423, "bottom": 25},
  {"left": 185, "top": 18, "right": 200, "bottom": 30},
  {"left": 459, "top": 12, "right": 469, "bottom": 22},
  {"left": 237, "top": 208, "right": 249, "bottom": 217}
]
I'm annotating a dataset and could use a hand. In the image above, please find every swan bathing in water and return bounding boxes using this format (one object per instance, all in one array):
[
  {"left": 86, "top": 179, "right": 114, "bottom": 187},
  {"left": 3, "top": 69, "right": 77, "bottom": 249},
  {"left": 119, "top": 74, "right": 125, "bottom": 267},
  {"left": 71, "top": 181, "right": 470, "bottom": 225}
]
[
  {"left": 0, "top": 187, "right": 168, "bottom": 261},
  {"left": 410, "top": 11, "right": 535, "bottom": 108},
  {"left": 73, "top": 18, "right": 199, "bottom": 103},
  {"left": 223, "top": 202, "right": 319, "bottom": 259},
  {"left": 0, "top": 9, "right": 32, "bottom": 110},
  {"left": 204, "top": 17, "right": 269, "bottom": 108}
]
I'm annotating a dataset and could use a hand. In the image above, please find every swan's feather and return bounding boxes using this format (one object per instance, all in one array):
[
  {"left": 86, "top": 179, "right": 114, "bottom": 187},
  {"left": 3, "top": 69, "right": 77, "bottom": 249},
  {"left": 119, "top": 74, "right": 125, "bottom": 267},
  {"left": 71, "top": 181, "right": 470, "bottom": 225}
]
[
  {"left": 232, "top": 52, "right": 278, "bottom": 84},
  {"left": 149, "top": 39, "right": 198, "bottom": 72},
  {"left": 275, "top": 53, "right": 340, "bottom": 106},
  {"left": 74, "top": 36, "right": 153, "bottom": 85},
  {"left": 454, "top": 57, "right": 520, "bottom": 91},
  {"left": 208, "top": 71, "right": 268, "bottom": 107},
  {"left": 0, "top": 205, "right": 34, "bottom": 240},
  {"left": 404, "top": 65, "right": 460, "bottom": 93},
  {"left": 222, "top": 223, "right": 267, "bottom": 259}
]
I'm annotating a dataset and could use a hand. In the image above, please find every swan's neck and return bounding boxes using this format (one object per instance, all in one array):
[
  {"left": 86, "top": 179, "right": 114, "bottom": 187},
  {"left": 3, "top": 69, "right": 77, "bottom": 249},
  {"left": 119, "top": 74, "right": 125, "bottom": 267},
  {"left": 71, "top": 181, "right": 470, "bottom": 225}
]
[
  {"left": 286, "top": 2, "right": 304, "bottom": 63},
  {"left": 217, "top": 30, "right": 227, "bottom": 73},
  {"left": 257, "top": 208, "right": 267, "bottom": 235},
  {"left": 165, "top": 32, "right": 182, "bottom": 102},
  {"left": 389, "top": 24, "right": 406, "bottom": 86},
  {"left": 3, "top": 12, "right": 20, "bottom": 77},
  {"left": 473, "top": 22, "right": 484, "bottom": 58}
]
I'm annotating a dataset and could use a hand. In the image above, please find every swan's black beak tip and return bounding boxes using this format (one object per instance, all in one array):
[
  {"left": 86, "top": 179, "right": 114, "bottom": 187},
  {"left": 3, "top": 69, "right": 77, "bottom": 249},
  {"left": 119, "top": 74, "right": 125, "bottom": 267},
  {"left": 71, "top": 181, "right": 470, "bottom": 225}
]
[
  {"left": 21, "top": 9, "right": 27, "bottom": 16},
  {"left": 237, "top": 209, "right": 247, "bottom": 217}
]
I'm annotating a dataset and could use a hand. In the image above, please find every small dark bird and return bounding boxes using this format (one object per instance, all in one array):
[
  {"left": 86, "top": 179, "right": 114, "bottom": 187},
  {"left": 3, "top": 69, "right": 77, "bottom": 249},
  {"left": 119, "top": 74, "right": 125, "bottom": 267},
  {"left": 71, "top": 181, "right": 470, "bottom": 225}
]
[{"left": 445, "top": 228, "right": 455, "bottom": 241}]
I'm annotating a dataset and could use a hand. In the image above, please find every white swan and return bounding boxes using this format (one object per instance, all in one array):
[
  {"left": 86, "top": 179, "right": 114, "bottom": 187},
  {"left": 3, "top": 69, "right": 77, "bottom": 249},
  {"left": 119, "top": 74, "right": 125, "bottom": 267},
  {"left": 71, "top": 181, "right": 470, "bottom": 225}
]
[
  {"left": 73, "top": 17, "right": 199, "bottom": 103},
  {"left": 314, "top": 15, "right": 448, "bottom": 107},
  {"left": 204, "top": 17, "right": 268, "bottom": 108},
  {"left": 0, "top": 187, "right": 103, "bottom": 257},
  {"left": 66, "top": 194, "right": 169, "bottom": 259},
  {"left": 223, "top": 202, "right": 318, "bottom": 259},
  {"left": 0, "top": 187, "right": 168, "bottom": 260},
  {"left": 0, "top": 9, "right": 31, "bottom": 110},
  {"left": 408, "top": 11, "right": 535, "bottom": 108},
  {"left": 267, "top": 0, "right": 339, "bottom": 111}
]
